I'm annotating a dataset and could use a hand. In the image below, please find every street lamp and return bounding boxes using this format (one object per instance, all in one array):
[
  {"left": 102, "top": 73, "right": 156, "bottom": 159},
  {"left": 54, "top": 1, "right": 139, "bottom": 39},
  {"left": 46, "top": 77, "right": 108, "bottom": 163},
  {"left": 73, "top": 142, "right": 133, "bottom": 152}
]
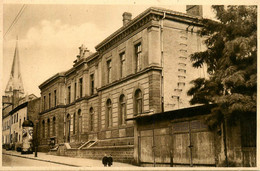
[{"left": 35, "top": 120, "right": 39, "bottom": 157}]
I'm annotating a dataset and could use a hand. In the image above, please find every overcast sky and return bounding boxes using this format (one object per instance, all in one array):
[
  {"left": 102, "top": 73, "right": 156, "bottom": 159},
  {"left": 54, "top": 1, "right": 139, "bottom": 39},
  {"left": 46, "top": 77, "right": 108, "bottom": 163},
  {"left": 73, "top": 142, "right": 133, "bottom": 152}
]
[{"left": 3, "top": 2, "right": 216, "bottom": 97}]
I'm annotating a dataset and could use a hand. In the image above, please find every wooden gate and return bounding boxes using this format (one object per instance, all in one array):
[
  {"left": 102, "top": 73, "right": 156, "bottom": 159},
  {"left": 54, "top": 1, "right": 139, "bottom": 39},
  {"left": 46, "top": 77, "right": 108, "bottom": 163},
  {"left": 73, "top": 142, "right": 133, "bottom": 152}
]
[
  {"left": 138, "top": 119, "right": 216, "bottom": 166},
  {"left": 172, "top": 120, "right": 215, "bottom": 166}
]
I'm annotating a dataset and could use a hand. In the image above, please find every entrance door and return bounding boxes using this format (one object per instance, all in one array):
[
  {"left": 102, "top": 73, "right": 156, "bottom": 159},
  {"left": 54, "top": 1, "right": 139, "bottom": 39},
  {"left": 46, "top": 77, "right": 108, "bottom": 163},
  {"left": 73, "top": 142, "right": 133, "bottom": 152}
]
[{"left": 172, "top": 120, "right": 215, "bottom": 166}]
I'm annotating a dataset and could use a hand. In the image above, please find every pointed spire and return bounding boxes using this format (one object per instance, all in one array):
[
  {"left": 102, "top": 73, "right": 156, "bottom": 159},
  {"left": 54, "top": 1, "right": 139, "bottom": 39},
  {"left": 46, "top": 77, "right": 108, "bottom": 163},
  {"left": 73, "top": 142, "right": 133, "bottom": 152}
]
[{"left": 5, "top": 37, "right": 24, "bottom": 97}]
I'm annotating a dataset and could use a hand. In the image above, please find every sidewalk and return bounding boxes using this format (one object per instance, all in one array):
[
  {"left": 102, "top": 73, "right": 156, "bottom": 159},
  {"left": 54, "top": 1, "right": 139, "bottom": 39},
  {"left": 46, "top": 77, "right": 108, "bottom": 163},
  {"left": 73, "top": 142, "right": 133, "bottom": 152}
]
[{"left": 2, "top": 149, "right": 137, "bottom": 167}]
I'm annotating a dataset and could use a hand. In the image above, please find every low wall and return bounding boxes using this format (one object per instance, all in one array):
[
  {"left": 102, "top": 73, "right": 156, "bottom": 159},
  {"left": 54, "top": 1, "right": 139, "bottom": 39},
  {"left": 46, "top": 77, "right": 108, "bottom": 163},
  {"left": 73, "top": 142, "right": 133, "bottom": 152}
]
[{"left": 50, "top": 145, "right": 135, "bottom": 164}]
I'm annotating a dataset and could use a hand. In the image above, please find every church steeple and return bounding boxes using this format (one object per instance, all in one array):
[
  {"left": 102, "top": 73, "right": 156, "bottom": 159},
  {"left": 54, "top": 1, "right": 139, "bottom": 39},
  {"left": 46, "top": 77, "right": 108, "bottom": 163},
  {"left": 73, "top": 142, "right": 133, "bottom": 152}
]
[{"left": 5, "top": 37, "right": 24, "bottom": 97}]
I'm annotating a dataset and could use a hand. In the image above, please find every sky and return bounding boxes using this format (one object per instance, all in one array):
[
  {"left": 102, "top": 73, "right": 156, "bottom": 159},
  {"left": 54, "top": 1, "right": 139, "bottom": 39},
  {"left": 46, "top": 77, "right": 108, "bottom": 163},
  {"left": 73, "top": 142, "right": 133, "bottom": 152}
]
[{"left": 3, "top": 2, "right": 217, "bottom": 97}]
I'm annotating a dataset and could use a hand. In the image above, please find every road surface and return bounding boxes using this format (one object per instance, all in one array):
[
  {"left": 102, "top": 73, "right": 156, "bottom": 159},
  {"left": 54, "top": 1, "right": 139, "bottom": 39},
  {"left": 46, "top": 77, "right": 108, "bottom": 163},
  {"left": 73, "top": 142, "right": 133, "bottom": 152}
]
[{"left": 2, "top": 153, "right": 75, "bottom": 167}]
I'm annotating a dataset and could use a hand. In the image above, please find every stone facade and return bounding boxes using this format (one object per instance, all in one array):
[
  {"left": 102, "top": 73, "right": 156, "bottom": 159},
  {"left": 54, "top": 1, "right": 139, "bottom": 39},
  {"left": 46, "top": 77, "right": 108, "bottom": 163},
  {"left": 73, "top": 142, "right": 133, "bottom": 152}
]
[{"left": 38, "top": 7, "right": 207, "bottom": 163}]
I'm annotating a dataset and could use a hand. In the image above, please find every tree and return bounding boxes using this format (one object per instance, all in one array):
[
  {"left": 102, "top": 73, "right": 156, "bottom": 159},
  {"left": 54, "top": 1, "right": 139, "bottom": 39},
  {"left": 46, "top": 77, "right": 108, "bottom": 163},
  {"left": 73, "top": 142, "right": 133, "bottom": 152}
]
[{"left": 187, "top": 5, "right": 257, "bottom": 130}]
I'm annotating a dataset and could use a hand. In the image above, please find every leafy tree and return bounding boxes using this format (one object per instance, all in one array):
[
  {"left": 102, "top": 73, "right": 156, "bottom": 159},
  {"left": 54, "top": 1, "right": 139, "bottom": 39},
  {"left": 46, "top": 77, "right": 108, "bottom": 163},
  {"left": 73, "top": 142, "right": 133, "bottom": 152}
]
[{"left": 187, "top": 5, "right": 257, "bottom": 130}]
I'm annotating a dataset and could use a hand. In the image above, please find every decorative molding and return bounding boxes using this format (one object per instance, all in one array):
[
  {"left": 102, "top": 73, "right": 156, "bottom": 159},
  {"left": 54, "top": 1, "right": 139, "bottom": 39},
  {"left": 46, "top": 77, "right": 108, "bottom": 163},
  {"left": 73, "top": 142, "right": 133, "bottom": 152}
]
[{"left": 96, "top": 7, "right": 202, "bottom": 54}]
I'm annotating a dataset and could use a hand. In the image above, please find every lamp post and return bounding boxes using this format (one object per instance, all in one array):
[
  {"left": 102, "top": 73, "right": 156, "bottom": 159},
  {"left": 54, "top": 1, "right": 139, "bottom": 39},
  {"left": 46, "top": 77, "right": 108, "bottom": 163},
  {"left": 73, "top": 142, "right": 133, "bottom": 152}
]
[{"left": 35, "top": 120, "right": 39, "bottom": 157}]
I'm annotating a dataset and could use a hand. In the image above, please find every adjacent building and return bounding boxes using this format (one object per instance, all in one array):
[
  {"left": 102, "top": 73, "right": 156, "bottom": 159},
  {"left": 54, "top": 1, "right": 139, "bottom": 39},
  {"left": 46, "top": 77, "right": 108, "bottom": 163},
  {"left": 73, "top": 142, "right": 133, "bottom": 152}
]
[{"left": 2, "top": 40, "right": 40, "bottom": 150}]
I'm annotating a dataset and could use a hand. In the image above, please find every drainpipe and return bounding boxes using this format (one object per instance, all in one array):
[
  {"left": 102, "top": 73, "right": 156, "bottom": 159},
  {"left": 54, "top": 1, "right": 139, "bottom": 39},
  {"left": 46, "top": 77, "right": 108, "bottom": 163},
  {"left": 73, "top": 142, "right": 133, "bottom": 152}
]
[{"left": 160, "top": 12, "right": 166, "bottom": 112}]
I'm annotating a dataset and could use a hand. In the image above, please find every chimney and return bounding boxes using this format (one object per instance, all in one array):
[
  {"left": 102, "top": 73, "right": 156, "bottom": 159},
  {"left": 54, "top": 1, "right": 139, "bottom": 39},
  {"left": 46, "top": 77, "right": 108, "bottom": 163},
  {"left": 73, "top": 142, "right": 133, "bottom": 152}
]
[
  {"left": 186, "top": 5, "right": 203, "bottom": 17},
  {"left": 122, "top": 12, "right": 132, "bottom": 26}
]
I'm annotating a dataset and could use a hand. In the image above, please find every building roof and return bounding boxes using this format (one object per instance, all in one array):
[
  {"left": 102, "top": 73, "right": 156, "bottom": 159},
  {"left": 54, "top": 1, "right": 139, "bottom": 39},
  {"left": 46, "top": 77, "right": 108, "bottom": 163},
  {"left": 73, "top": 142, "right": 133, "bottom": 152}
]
[
  {"left": 95, "top": 6, "right": 203, "bottom": 51},
  {"left": 126, "top": 104, "right": 216, "bottom": 121},
  {"left": 39, "top": 72, "right": 66, "bottom": 89}
]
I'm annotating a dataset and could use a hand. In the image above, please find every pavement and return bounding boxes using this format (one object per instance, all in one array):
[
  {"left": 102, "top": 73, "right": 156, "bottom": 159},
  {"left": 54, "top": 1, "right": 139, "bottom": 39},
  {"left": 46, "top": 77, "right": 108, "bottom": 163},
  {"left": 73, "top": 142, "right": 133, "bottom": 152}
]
[{"left": 2, "top": 149, "right": 137, "bottom": 168}]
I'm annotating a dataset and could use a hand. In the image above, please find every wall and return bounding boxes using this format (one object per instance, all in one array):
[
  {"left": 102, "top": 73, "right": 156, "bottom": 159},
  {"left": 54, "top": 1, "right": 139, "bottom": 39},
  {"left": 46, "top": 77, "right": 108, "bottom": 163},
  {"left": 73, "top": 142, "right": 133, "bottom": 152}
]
[
  {"left": 163, "top": 19, "right": 207, "bottom": 111},
  {"left": 50, "top": 145, "right": 135, "bottom": 164}
]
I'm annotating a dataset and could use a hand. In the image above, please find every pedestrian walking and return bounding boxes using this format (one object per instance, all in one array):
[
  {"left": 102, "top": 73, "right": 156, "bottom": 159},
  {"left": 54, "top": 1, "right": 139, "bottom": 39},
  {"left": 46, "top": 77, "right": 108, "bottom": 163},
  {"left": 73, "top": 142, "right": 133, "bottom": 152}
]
[
  {"left": 102, "top": 153, "right": 108, "bottom": 167},
  {"left": 107, "top": 154, "right": 113, "bottom": 167}
]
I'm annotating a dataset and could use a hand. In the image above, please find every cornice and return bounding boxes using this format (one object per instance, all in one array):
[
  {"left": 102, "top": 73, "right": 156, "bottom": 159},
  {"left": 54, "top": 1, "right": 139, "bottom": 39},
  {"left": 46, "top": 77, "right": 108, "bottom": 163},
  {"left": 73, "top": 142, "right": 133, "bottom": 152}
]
[
  {"left": 95, "top": 7, "right": 203, "bottom": 53},
  {"left": 39, "top": 72, "right": 65, "bottom": 90}
]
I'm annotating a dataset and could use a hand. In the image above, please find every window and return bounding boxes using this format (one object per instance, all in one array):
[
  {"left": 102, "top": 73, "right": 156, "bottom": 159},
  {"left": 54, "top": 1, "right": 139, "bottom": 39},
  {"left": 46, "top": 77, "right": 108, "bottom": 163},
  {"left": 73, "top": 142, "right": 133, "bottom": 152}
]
[
  {"left": 54, "top": 90, "right": 57, "bottom": 107},
  {"left": 43, "top": 96, "right": 46, "bottom": 110},
  {"left": 67, "top": 86, "right": 71, "bottom": 104},
  {"left": 135, "top": 89, "right": 143, "bottom": 115},
  {"left": 106, "top": 99, "right": 112, "bottom": 128},
  {"left": 47, "top": 118, "right": 50, "bottom": 137},
  {"left": 119, "top": 94, "right": 126, "bottom": 125},
  {"left": 15, "top": 132, "right": 18, "bottom": 142},
  {"left": 14, "top": 115, "right": 16, "bottom": 123},
  {"left": 90, "top": 107, "right": 94, "bottom": 131},
  {"left": 19, "top": 119, "right": 21, "bottom": 128},
  {"left": 73, "top": 113, "right": 76, "bottom": 134},
  {"left": 107, "top": 60, "right": 112, "bottom": 83},
  {"left": 16, "top": 114, "right": 18, "bottom": 123},
  {"left": 135, "top": 43, "right": 142, "bottom": 72},
  {"left": 42, "top": 120, "right": 45, "bottom": 138},
  {"left": 49, "top": 93, "right": 51, "bottom": 109},
  {"left": 90, "top": 74, "right": 94, "bottom": 95},
  {"left": 78, "top": 109, "right": 81, "bottom": 134},
  {"left": 120, "top": 52, "right": 125, "bottom": 78},
  {"left": 79, "top": 78, "right": 83, "bottom": 98},
  {"left": 53, "top": 117, "right": 56, "bottom": 136},
  {"left": 74, "top": 82, "right": 77, "bottom": 100}
]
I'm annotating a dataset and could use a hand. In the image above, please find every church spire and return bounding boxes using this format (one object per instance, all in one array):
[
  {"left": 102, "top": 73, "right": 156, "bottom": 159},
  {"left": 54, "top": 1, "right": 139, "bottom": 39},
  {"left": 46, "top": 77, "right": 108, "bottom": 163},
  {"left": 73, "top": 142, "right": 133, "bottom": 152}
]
[{"left": 5, "top": 37, "right": 24, "bottom": 97}]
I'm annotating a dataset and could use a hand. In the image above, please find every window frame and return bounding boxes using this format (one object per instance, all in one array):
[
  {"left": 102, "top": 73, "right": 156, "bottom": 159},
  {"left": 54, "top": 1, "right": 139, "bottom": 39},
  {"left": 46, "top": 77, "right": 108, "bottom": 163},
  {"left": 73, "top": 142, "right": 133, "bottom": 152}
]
[
  {"left": 67, "top": 86, "right": 71, "bottom": 104},
  {"left": 135, "top": 42, "right": 142, "bottom": 73},
  {"left": 90, "top": 74, "right": 94, "bottom": 95},
  {"left": 135, "top": 89, "right": 143, "bottom": 115},
  {"left": 106, "top": 99, "right": 112, "bottom": 128},
  {"left": 119, "top": 52, "right": 126, "bottom": 78},
  {"left": 119, "top": 94, "right": 126, "bottom": 126},
  {"left": 52, "top": 117, "right": 56, "bottom": 136},
  {"left": 79, "top": 78, "right": 83, "bottom": 98},
  {"left": 49, "top": 93, "right": 51, "bottom": 109},
  {"left": 107, "top": 60, "right": 112, "bottom": 83},
  {"left": 54, "top": 90, "right": 57, "bottom": 107},
  {"left": 89, "top": 107, "right": 94, "bottom": 131},
  {"left": 74, "top": 82, "right": 77, "bottom": 100}
]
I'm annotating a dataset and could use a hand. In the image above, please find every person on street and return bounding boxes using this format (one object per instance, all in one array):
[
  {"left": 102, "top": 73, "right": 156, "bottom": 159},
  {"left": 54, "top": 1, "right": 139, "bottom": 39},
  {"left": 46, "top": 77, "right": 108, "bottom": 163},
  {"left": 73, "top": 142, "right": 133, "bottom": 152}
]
[
  {"left": 102, "top": 153, "right": 108, "bottom": 167},
  {"left": 107, "top": 154, "right": 113, "bottom": 167}
]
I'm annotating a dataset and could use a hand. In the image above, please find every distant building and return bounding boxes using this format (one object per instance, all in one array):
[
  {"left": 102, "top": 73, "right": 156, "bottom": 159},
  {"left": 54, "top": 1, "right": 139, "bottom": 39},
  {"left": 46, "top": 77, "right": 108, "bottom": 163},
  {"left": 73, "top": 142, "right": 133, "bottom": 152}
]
[{"left": 2, "top": 40, "right": 40, "bottom": 150}]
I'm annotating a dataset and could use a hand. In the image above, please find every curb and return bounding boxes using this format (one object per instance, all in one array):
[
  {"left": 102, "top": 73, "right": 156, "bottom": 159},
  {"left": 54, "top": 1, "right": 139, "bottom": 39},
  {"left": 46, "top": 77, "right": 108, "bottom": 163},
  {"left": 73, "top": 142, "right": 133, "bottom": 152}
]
[{"left": 3, "top": 153, "right": 80, "bottom": 167}]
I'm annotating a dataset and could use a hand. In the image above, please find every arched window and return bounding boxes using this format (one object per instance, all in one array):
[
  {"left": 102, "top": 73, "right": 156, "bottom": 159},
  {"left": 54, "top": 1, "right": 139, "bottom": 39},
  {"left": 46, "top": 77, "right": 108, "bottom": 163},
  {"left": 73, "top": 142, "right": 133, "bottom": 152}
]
[
  {"left": 66, "top": 114, "right": 71, "bottom": 142},
  {"left": 78, "top": 109, "right": 81, "bottom": 134},
  {"left": 47, "top": 118, "right": 50, "bottom": 137},
  {"left": 42, "top": 120, "right": 45, "bottom": 138},
  {"left": 52, "top": 117, "right": 56, "bottom": 136},
  {"left": 106, "top": 99, "right": 112, "bottom": 128},
  {"left": 119, "top": 94, "right": 126, "bottom": 125},
  {"left": 135, "top": 89, "right": 143, "bottom": 115},
  {"left": 73, "top": 113, "right": 76, "bottom": 134},
  {"left": 90, "top": 107, "right": 94, "bottom": 131}
]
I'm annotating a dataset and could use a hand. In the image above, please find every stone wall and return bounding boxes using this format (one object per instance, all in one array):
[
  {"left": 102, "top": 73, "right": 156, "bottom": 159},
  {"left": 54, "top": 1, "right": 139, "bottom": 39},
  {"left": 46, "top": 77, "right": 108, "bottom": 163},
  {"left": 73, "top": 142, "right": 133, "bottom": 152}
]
[{"left": 50, "top": 146, "right": 135, "bottom": 164}]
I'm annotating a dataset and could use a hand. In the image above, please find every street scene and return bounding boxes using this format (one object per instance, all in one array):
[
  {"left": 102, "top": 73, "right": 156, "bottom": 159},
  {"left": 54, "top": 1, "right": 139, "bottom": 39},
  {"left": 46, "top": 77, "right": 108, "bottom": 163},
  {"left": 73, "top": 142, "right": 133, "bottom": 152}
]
[{"left": 2, "top": 2, "right": 257, "bottom": 169}]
